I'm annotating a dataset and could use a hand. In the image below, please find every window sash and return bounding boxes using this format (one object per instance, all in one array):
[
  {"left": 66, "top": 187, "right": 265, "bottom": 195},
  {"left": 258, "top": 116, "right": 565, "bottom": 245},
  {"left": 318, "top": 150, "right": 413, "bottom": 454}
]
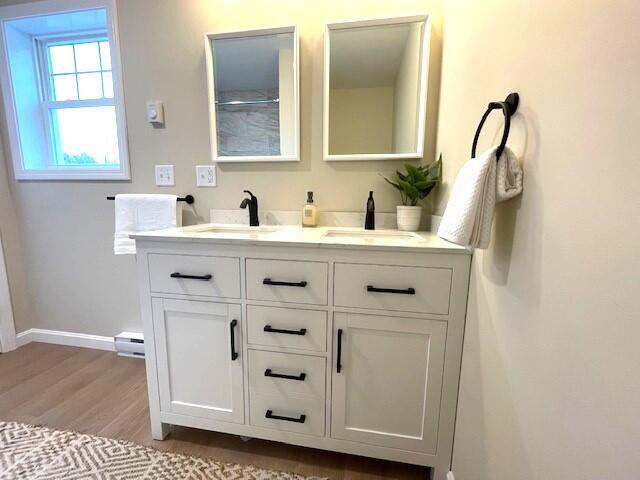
[
  {"left": 37, "top": 33, "right": 117, "bottom": 168},
  {"left": 37, "top": 33, "right": 111, "bottom": 103},
  {"left": 44, "top": 103, "right": 119, "bottom": 168}
]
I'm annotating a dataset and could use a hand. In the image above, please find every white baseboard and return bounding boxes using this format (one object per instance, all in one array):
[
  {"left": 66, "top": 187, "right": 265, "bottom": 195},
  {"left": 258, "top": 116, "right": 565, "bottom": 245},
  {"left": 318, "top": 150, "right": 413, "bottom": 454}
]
[
  {"left": 446, "top": 471, "right": 455, "bottom": 480},
  {"left": 16, "top": 328, "right": 115, "bottom": 351}
]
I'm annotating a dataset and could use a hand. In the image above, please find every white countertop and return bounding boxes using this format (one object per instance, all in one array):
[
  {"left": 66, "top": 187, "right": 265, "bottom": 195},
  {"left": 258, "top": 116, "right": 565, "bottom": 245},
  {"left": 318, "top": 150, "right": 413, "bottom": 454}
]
[{"left": 131, "top": 224, "right": 469, "bottom": 254}]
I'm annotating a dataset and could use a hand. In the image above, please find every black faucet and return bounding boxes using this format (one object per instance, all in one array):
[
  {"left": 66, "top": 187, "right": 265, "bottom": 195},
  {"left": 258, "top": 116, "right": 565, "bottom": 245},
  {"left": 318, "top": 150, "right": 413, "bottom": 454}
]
[
  {"left": 365, "top": 191, "right": 375, "bottom": 230},
  {"left": 240, "top": 190, "right": 259, "bottom": 226}
]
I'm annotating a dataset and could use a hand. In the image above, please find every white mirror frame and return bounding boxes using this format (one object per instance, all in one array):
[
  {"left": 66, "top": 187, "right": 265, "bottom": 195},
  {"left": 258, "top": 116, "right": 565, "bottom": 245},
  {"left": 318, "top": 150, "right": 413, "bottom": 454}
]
[
  {"left": 204, "top": 26, "right": 300, "bottom": 163},
  {"left": 323, "top": 15, "right": 431, "bottom": 162}
]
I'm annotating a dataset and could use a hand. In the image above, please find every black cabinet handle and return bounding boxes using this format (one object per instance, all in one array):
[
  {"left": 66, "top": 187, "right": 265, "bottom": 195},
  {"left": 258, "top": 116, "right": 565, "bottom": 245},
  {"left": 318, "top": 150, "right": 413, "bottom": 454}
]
[
  {"left": 230, "top": 319, "right": 238, "bottom": 361},
  {"left": 264, "top": 369, "right": 306, "bottom": 381},
  {"left": 170, "top": 272, "right": 212, "bottom": 281},
  {"left": 336, "top": 328, "right": 343, "bottom": 373},
  {"left": 263, "top": 278, "right": 307, "bottom": 288},
  {"left": 263, "top": 325, "right": 307, "bottom": 336},
  {"left": 366, "top": 285, "right": 416, "bottom": 295},
  {"left": 265, "top": 409, "right": 306, "bottom": 423}
]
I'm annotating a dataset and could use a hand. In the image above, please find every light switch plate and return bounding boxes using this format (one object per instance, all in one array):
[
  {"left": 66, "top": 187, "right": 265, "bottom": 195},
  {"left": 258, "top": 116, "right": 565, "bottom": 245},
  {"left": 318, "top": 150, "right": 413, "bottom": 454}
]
[
  {"left": 147, "top": 100, "right": 164, "bottom": 124},
  {"left": 196, "top": 165, "right": 216, "bottom": 187},
  {"left": 155, "top": 165, "right": 175, "bottom": 186}
]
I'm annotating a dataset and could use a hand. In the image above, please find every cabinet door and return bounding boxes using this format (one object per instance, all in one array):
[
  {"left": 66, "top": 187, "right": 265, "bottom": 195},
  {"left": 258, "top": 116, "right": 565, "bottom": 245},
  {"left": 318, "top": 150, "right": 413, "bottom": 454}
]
[
  {"left": 152, "top": 298, "right": 244, "bottom": 423},
  {"left": 331, "top": 312, "right": 446, "bottom": 453}
]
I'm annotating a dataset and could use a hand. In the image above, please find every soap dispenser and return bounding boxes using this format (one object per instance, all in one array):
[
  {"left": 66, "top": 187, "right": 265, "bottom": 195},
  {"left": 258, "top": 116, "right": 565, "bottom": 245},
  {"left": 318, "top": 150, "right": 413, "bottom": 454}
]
[
  {"left": 365, "top": 191, "right": 375, "bottom": 230},
  {"left": 302, "top": 191, "right": 318, "bottom": 227}
]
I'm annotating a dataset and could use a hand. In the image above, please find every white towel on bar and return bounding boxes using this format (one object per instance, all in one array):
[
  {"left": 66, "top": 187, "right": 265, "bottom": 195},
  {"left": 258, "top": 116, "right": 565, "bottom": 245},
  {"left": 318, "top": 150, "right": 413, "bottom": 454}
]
[
  {"left": 114, "top": 194, "right": 179, "bottom": 255},
  {"left": 438, "top": 146, "right": 523, "bottom": 250}
]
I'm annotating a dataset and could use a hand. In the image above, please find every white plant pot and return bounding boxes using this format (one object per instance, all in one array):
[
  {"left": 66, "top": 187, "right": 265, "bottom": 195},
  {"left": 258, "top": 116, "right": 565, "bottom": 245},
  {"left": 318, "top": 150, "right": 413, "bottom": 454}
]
[{"left": 396, "top": 205, "right": 423, "bottom": 232}]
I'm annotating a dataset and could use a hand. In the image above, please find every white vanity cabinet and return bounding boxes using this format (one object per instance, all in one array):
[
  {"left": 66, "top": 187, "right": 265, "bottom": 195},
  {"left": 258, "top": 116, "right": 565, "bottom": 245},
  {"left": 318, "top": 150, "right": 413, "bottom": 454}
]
[
  {"left": 134, "top": 228, "right": 470, "bottom": 480},
  {"left": 331, "top": 312, "right": 446, "bottom": 453},
  {"left": 151, "top": 298, "right": 244, "bottom": 423}
]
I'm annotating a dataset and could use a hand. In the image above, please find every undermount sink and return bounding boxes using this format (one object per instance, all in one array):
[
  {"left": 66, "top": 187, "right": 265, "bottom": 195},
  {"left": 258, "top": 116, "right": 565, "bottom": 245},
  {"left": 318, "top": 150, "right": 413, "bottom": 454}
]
[
  {"left": 195, "top": 225, "right": 278, "bottom": 235},
  {"left": 321, "top": 229, "right": 422, "bottom": 241}
]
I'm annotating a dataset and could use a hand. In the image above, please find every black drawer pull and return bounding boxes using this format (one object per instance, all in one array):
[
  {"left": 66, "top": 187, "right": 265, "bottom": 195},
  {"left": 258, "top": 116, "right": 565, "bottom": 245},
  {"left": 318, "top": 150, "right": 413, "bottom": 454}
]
[
  {"left": 265, "top": 409, "right": 306, "bottom": 423},
  {"left": 367, "top": 285, "right": 416, "bottom": 295},
  {"left": 263, "top": 325, "right": 307, "bottom": 336},
  {"left": 264, "top": 369, "right": 306, "bottom": 381},
  {"left": 263, "top": 278, "right": 307, "bottom": 288},
  {"left": 230, "top": 319, "right": 238, "bottom": 361},
  {"left": 170, "top": 272, "right": 213, "bottom": 281}
]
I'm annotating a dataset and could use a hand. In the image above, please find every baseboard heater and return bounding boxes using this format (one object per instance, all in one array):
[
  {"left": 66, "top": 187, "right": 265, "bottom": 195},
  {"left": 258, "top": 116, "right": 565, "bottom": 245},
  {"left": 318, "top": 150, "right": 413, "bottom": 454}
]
[{"left": 114, "top": 332, "right": 145, "bottom": 358}]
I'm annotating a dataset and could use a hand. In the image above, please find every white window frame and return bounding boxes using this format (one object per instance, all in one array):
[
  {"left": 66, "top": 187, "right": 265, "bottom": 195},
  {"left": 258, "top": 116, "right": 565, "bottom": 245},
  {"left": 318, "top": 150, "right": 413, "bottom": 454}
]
[{"left": 0, "top": 0, "right": 130, "bottom": 180}]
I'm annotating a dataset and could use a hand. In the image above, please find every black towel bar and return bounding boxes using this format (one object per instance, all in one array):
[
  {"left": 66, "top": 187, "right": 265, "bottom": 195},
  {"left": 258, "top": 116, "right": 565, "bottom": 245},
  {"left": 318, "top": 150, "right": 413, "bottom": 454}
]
[
  {"left": 106, "top": 194, "right": 195, "bottom": 204},
  {"left": 471, "top": 92, "right": 519, "bottom": 161}
]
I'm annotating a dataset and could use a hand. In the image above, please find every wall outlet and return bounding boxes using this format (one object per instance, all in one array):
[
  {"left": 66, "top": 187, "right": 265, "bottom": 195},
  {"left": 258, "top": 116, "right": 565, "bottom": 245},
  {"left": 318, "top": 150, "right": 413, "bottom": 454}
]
[
  {"left": 155, "top": 165, "right": 175, "bottom": 186},
  {"left": 196, "top": 165, "right": 216, "bottom": 187}
]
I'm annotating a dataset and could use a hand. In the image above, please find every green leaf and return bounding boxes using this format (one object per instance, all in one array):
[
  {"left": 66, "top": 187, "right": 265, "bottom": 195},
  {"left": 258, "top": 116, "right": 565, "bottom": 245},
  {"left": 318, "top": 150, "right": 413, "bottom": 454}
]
[
  {"left": 413, "top": 179, "right": 436, "bottom": 190},
  {"left": 381, "top": 155, "right": 444, "bottom": 205},
  {"left": 397, "top": 179, "right": 421, "bottom": 202},
  {"left": 381, "top": 176, "right": 402, "bottom": 192},
  {"left": 404, "top": 163, "right": 421, "bottom": 182}
]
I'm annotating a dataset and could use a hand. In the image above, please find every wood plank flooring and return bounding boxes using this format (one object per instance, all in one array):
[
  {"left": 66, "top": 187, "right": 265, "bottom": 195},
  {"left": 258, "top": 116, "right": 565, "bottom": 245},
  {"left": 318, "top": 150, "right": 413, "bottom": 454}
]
[{"left": 0, "top": 343, "right": 429, "bottom": 479}]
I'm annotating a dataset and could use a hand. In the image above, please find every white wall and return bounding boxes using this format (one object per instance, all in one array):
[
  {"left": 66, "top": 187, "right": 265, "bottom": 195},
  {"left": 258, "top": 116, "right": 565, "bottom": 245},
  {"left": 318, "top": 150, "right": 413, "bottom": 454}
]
[
  {"left": 0, "top": 0, "right": 442, "bottom": 336},
  {"left": 436, "top": 0, "right": 640, "bottom": 478}
]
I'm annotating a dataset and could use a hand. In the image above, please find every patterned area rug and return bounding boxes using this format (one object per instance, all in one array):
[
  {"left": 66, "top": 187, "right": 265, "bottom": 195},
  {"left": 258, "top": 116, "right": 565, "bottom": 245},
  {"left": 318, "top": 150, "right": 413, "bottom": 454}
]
[{"left": 0, "top": 421, "right": 321, "bottom": 479}]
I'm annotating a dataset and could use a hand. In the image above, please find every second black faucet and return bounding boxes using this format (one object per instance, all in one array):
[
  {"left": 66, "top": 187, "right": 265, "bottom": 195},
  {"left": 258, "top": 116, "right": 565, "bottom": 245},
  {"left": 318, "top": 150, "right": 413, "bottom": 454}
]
[{"left": 365, "top": 191, "right": 375, "bottom": 230}]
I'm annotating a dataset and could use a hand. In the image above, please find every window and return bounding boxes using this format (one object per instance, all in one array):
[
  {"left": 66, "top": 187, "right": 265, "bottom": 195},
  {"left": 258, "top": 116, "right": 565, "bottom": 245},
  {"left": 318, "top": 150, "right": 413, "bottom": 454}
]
[
  {"left": 41, "top": 38, "right": 118, "bottom": 167},
  {"left": 0, "top": 0, "right": 129, "bottom": 180}
]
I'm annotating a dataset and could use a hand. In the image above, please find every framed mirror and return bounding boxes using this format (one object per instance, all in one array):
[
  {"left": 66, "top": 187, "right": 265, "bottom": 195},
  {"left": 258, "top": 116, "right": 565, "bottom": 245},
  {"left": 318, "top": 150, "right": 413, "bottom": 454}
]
[
  {"left": 323, "top": 16, "right": 431, "bottom": 161},
  {"left": 205, "top": 26, "right": 299, "bottom": 162}
]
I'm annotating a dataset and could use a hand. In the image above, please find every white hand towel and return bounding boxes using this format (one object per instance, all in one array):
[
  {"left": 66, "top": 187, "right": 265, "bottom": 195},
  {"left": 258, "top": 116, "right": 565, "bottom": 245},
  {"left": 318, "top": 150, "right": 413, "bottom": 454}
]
[
  {"left": 114, "top": 194, "right": 179, "bottom": 255},
  {"left": 438, "top": 146, "right": 522, "bottom": 250}
]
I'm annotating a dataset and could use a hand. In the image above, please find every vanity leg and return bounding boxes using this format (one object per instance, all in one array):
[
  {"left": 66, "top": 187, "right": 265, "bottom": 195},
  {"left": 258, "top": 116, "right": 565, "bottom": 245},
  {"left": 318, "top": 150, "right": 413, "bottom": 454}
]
[
  {"left": 430, "top": 464, "right": 452, "bottom": 480},
  {"left": 151, "top": 421, "right": 170, "bottom": 440}
]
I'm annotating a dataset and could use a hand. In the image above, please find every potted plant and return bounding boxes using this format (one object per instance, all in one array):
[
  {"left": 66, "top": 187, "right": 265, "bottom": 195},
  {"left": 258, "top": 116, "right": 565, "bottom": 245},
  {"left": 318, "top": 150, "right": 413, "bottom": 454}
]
[{"left": 382, "top": 156, "right": 442, "bottom": 231}]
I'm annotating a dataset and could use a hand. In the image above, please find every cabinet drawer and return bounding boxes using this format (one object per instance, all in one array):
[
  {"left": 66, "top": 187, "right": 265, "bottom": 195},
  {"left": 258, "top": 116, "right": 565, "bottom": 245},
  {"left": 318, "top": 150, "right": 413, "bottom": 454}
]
[
  {"left": 250, "top": 393, "right": 325, "bottom": 437},
  {"left": 248, "top": 350, "right": 325, "bottom": 399},
  {"left": 334, "top": 263, "right": 452, "bottom": 315},
  {"left": 149, "top": 254, "right": 240, "bottom": 298},
  {"left": 247, "top": 305, "right": 327, "bottom": 352},
  {"left": 246, "top": 259, "right": 328, "bottom": 305}
]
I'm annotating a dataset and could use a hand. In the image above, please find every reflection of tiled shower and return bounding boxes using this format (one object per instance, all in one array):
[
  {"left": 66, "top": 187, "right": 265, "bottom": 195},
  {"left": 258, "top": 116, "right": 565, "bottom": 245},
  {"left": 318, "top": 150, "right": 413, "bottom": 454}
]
[{"left": 216, "top": 88, "right": 280, "bottom": 156}]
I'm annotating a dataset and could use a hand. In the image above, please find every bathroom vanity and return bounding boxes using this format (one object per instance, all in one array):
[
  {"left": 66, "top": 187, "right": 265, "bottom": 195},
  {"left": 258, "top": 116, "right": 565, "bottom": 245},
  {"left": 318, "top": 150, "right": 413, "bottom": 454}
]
[{"left": 133, "top": 225, "right": 470, "bottom": 480}]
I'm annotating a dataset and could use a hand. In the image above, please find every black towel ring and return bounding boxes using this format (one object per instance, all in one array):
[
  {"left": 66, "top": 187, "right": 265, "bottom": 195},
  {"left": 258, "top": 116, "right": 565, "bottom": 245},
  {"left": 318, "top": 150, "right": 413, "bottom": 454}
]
[{"left": 471, "top": 92, "right": 519, "bottom": 160}]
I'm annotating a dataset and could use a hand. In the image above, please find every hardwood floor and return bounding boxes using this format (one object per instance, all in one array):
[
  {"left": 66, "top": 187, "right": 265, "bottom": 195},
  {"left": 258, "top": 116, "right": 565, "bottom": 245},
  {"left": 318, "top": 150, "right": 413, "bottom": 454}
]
[{"left": 0, "top": 343, "right": 429, "bottom": 479}]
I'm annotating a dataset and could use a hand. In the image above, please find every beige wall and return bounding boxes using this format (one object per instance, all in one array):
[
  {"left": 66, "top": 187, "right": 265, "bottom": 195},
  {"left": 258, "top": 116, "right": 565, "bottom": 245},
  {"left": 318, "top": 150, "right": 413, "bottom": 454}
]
[
  {"left": 0, "top": 0, "right": 442, "bottom": 335},
  {"left": 0, "top": 120, "right": 32, "bottom": 333},
  {"left": 436, "top": 0, "right": 640, "bottom": 478},
  {"left": 329, "top": 86, "right": 394, "bottom": 154}
]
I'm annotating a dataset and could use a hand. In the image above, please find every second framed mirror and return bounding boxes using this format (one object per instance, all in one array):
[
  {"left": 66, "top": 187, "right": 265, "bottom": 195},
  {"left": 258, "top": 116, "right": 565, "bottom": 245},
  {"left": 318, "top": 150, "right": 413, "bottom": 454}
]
[
  {"left": 323, "top": 16, "right": 431, "bottom": 161},
  {"left": 205, "top": 26, "right": 299, "bottom": 162}
]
